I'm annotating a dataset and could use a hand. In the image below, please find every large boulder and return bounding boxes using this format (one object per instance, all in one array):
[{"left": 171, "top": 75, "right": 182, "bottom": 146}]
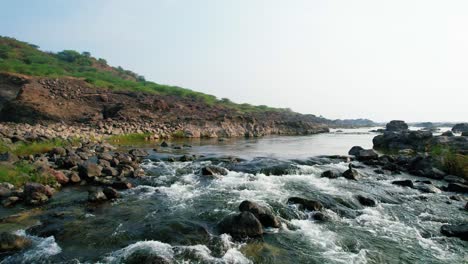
[
  {"left": 355, "top": 149, "right": 379, "bottom": 161},
  {"left": 78, "top": 163, "right": 103, "bottom": 178},
  {"left": 348, "top": 146, "right": 364, "bottom": 156},
  {"left": 386, "top": 120, "right": 408, "bottom": 132},
  {"left": 452, "top": 123, "right": 468, "bottom": 133},
  {"left": 239, "top": 200, "right": 280, "bottom": 228},
  {"left": 0, "top": 232, "right": 32, "bottom": 253},
  {"left": 218, "top": 211, "right": 263, "bottom": 238},
  {"left": 23, "top": 182, "right": 54, "bottom": 205},
  {"left": 447, "top": 183, "right": 468, "bottom": 193},
  {"left": 440, "top": 224, "right": 468, "bottom": 241},
  {"left": 287, "top": 197, "right": 323, "bottom": 211},
  {"left": 201, "top": 166, "right": 228, "bottom": 177}
]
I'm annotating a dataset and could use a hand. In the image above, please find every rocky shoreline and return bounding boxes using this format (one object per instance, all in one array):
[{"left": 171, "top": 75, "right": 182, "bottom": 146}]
[{"left": 0, "top": 120, "right": 467, "bottom": 258}]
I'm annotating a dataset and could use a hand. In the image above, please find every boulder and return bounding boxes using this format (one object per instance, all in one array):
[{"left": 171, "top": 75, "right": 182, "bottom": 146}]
[
  {"left": 49, "top": 169, "right": 69, "bottom": 185},
  {"left": 321, "top": 170, "right": 340, "bottom": 179},
  {"left": 348, "top": 146, "right": 364, "bottom": 156},
  {"left": 218, "top": 211, "right": 263, "bottom": 238},
  {"left": 68, "top": 172, "right": 81, "bottom": 183},
  {"left": 88, "top": 188, "right": 107, "bottom": 202},
  {"left": 392, "top": 180, "right": 414, "bottom": 188},
  {"left": 441, "top": 131, "right": 454, "bottom": 137},
  {"left": 413, "top": 183, "right": 441, "bottom": 193},
  {"left": 24, "top": 182, "right": 53, "bottom": 205},
  {"left": 0, "top": 186, "right": 12, "bottom": 199},
  {"left": 102, "top": 167, "right": 119, "bottom": 177},
  {"left": 287, "top": 197, "right": 323, "bottom": 211},
  {"left": 160, "top": 141, "right": 169, "bottom": 147},
  {"left": 78, "top": 163, "right": 103, "bottom": 178},
  {"left": 239, "top": 200, "right": 280, "bottom": 228},
  {"left": 0, "top": 232, "right": 32, "bottom": 253},
  {"left": 201, "top": 166, "right": 228, "bottom": 177},
  {"left": 356, "top": 195, "right": 376, "bottom": 207},
  {"left": 447, "top": 183, "right": 468, "bottom": 193},
  {"left": 386, "top": 120, "right": 408, "bottom": 132},
  {"left": 129, "top": 149, "right": 149, "bottom": 157},
  {"left": 111, "top": 181, "right": 133, "bottom": 190},
  {"left": 103, "top": 187, "right": 121, "bottom": 199},
  {"left": 440, "top": 224, "right": 468, "bottom": 241},
  {"left": 98, "top": 153, "right": 113, "bottom": 161},
  {"left": 452, "top": 123, "right": 468, "bottom": 133},
  {"left": 355, "top": 149, "right": 379, "bottom": 161},
  {"left": 342, "top": 165, "right": 360, "bottom": 180}
]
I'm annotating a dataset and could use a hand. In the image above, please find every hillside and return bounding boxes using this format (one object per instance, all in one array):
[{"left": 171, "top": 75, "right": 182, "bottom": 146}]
[{"left": 0, "top": 36, "right": 329, "bottom": 138}]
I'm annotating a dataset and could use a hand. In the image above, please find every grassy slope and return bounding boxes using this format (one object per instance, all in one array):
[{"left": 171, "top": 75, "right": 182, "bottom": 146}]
[{"left": 0, "top": 36, "right": 292, "bottom": 113}]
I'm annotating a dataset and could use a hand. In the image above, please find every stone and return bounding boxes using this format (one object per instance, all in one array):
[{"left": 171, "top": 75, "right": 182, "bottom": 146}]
[
  {"left": 68, "top": 172, "right": 81, "bottom": 183},
  {"left": 49, "top": 147, "right": 66, "bottom": 156},
  {"left": 392, "top": 180, "right": 414, "bottom": 188},
  {"left": 102, "top": 167, "right": 119, "bottom": 177},
  {"left": 321, "top": 170, "right": 340, "bottom": 179},
  {"left": 129, "top": 149, "right": 149, "bottom": 157},
  {"left": 355, "top": 149, "right": 379, "bottom": 161},
  {"left": 2, "top": 196, "right": 20, "bottom": 207},
  {"left": 441, "top": 131, "right": 454, "bottom": 137},
  {"left": 239, "top": 200, "right": 280, "bottom": 228},
  {"left": 98, "top": 153, "right": 113, "bottom": 161},
  {"left": 111, "top": 181, "right": 133, "bottom": 190},
  {"left": 103, "top": 187, "right": 121, "bottom": 199},
  {"left": 447, "top": 183, "right": 468, "bottom": 193},
  {"left": 78, "top": 163, "right": 103, "bottom": 178},
  {"left": 49, "top": 169, "right": 69, "bottom": 185},
  {"left": 0, "top": 232, "right": 32, "bottom": 253},
  {"left": 287, "top": 197, "right": 323, "bottom": 211},
  {"left": 413, "top": 183, "right": 441, "bottom": 194},
  {"left": 440, "top": 224, "right": 468, "bottom": 241},
  {"left": 342, "top": 165, "right": 360, "bottom": 180},
  {"left": 0, "top": 186, "right": 12, "bottom": 199},
  {"left": 218, "top": 211, "right": 263, "bottom": 238},
  {"left": 201, "top": 166, "right": 228, "bottom": 177},
  {"left": 348, "top": 146, "right": 364, "bottom": 156},
  {"left": 356, "top": 195, "right": 376, "bottom": 207},
  {"left": 88, "top": 188, "right": 107, "bottom": 202},
  {"left": 386, "top": 120, "right": 408, "bottom": 131},
  {"left": 160, "top": 141, "right": 169, "bottom": 147},
  {"left": 24, "top": 182, "right": 53, "bottom": 205},
  {"left": 452, "top": 123, "right": 468, "bottom": 133}
]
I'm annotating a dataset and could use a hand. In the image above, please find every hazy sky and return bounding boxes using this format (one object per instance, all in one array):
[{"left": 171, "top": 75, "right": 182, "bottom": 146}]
[{"left": 2, "top": 0, "right": 467, "bottom": 122}]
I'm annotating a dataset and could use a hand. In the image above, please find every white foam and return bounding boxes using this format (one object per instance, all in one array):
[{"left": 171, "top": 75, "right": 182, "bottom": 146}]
[{"left": 103, "top": 240, "right": 174, "bottom": 263}]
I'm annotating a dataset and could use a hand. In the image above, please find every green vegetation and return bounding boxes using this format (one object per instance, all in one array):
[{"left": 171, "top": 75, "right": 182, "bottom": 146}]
[
  {"left": 431, "top": 145, "right": 468, "bottom": 179},
  {"left": 0, "top": 161, "right": 56, "bottom": 187},
  {"left": 171, "top": 130, "right": 185, "bottom": 138},
  {"left": 0, "top": 36, "right": 292, "bottom": 113},
  {"left": 1, "top": 138, "right": 74, "bottom": 156},
  {"left": 107, "top": 133, "right": 152, "bottom": 145}
]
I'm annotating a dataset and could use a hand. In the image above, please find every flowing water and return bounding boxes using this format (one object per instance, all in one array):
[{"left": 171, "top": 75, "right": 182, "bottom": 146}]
[{"left": 1, "top": 128, "right": 466, "bottom": 264}]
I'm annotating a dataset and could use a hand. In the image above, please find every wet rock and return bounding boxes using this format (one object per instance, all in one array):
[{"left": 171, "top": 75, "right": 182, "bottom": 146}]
[
  {"left": 386, "top": 120, "right": 408, "bottom": 132},
  {"left": 447, "top": 183, "right": 468, "bottom": 193},
  {"left": 24, "top": 182, "right": 53, "bottom": 205},
  {"left": 111, "top": 181, "right": 133, "bottom": 190},
  {"left": 287, "top": 197, "right": 323, "bottom": 211},
  {"left": 49, "top": 169, "right": 69, "bottom": 185},
  {"left": 356, "top": 195, "right": 376, "bottom": 207},
  {"left": 2, "top": 196, "right": 20, "bottom": 207},
  {"left": 348, "top": 146, "right": 364, "bottom": 156},
  {"left": 449, "top": 195, "right": 463, "bottom": 201},
  {"left": 0, "top": 182, "right": 14, "bottom": 189},
  {"left": 201, "top": 166, "right": 228, "bottom": 177},
  {"left": 440, "top": 224, "right": 468, "bottom": 241},
  {"left": 130, "top": 149, "right": 149, "bottom": 157},
  {"left": 355, "top": 149, "right": 379, "bottom": 161},
  {"left": 321, "top": 170, "right": 340, "bottom": 179},
  {"left": 441, "top": 131, "right": 454, "bottom": 137},
  {"left": 462, "top": 131, "right": 468, "bottom": 137},
  {"left": 160, "top": 141, "right": 169, "bottom": 147},
  {"left": 311, "top": 212, "right": 330, "bottom": 221},
  {"left": 179, "top": 155, "right": 195, "bottom": 162},
  {"left": 239, "top": 200, "right": 280, "bottom": 228},
  {"left": 342, "top": 165, "right": 360, "bottom": 180},
  {"left": 413, "top": 183, "right": 441, "bottom": 194},
  {"left": 88, "top": 188, "right": 107, "bottom": 202},
  {"left": 444, "top": 175, "right": 466, "bottom": 184},
  {"left": 218, "top": 211, "right": 263, "bottom": 238},
  {"left": 0, "top": 186, "right": 12, "bottom": 199},
  {"left": 124, "top": 251, "right": 172, "bottom": 264},
  {"left": 392, "top": 180, "right": 414, "bottom": 188},
  {"left": 0, "top": 232, "right": 32, "bottom": 253},
  {"left": 452, "top": 123, "right": 468, "bottom": 133},
  {"left": 0, "top": 152, "right": 19, "bottom": 163},
  {"left": 68, "top": 171, "right": 81, "bottom": 183},
  {"left": 78, "top": 163, "right": 103, "bottom": 178},
  {"left": 102, "top": 167, "right": 119, "bottom": 177},
  {"left": 103, "top": 187, "right": 121, "bottom": 199}
]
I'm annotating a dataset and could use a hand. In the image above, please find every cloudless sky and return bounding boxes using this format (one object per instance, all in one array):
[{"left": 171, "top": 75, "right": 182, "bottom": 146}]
[{"left": 1, "top": 0, "right": 467, "bottom": 122}]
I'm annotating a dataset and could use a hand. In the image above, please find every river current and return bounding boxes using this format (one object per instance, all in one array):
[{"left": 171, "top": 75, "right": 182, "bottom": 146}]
[{"left": 1, "top": 127, "right": 466, "bottom": 263}]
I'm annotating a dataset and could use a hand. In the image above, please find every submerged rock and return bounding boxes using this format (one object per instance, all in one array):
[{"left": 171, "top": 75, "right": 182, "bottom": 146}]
[
  {"left": 103, "top": 187, "right": 121, "bottom": 199},
  {"left": 287, "top": 197, "right": 323, "bottom": 211},
  {"left": 356, "top": 195, "right": 376, "bottom": 207},
  {"left": 321, "top": 170, "right": 340, "bottom": 179},
  {"left": 0, "top": 232, "right": 32, "bottom": 253},
  {"left": 239, "top": 200, "right": 280, "bottom": 228},
  {"left": 218, "top": 211, "right": 263, "bottom": 238},
  {"left": 440, "top": 224, "right": 468, "bottom": 241},
  {"left": 392, "top": 180, "right": 414, "bottom": 188},
  {"left": 88, "top": 188, "right": 107, "bottom": 202}
]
